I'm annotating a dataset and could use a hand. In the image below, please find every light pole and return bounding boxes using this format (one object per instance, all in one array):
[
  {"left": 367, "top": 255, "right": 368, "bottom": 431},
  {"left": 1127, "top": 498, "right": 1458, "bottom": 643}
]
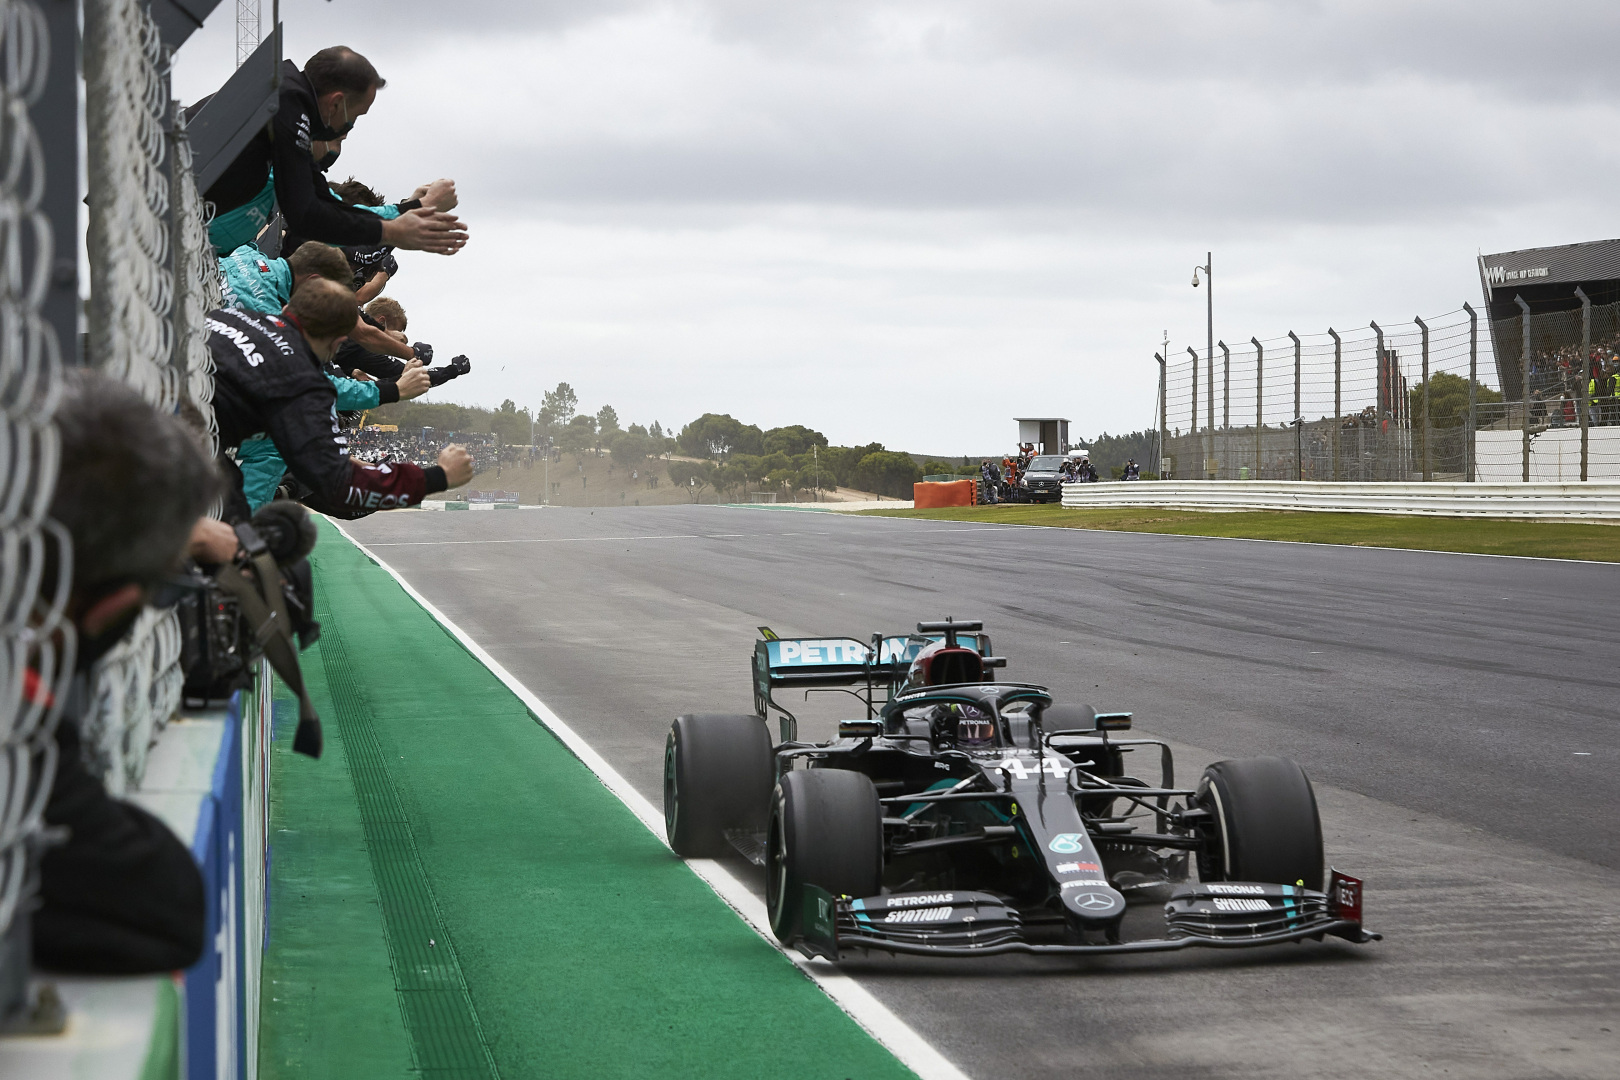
[
  {"left": 530, "top": 412, "right": 547, "bottom": 506},
  {"left": 1191, "top": 253, "right": 1213, "bottom": 478},
  {"left": 1154, "top": 352, "right": 1167, "bottom": 480}
]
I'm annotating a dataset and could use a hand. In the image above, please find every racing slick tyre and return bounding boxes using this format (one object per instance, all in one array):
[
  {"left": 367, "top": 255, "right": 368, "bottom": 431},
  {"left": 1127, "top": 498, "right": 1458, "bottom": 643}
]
[
  {"left": 664, "top": 714, "right": 774, "bottom": 858},
  {"left": 1195, "top": 757, "right": 1324, "bottom": 890},
  {"left": 766, "top": 769, "right": 883, "bottom": 943}
]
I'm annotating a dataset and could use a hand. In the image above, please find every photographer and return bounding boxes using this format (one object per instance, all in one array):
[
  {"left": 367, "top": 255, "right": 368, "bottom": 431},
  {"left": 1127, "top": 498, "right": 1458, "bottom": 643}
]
[
  {"left": 200, "top": 47, "right": 467, "bottom": 256},
  {"left": 209, "top": 277, "right": 473, "bottom": 521},
  {"left": 32, "top": 372, "right": 217, "bottom": 973}
]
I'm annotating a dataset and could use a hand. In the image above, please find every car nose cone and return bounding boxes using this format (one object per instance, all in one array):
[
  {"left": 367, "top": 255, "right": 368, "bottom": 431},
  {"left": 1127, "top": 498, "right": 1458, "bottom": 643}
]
[{"left": 1060, "top": 883, "right": 1126, "bottom": 923}]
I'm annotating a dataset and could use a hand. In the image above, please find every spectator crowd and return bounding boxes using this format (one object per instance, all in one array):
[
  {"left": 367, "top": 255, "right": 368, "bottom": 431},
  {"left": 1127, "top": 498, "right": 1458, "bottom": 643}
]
[
  {"left": 30, "top": 44, "right": 483, "bottom": 980},
  {"left": 1522, "top": 343, "right": 1620, "bottom": 428}
]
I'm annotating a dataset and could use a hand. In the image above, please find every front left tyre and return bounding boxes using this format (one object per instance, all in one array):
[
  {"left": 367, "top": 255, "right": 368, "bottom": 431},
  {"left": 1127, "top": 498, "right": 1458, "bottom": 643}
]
[
  {"left": 1195, "top": 756, "right": 1324, "bottom": 890},
  {"left": 663, "top": 713, "right": 774, "bottom": 857},
  {"left": 766, "top": 769, "right": 884, "bottom": 942}
]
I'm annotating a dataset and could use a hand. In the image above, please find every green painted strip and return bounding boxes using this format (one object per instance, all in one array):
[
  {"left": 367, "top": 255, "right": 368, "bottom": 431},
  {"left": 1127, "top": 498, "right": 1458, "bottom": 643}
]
[
  {"left": 274, "top": 517, "right": 915, "bottom": 1079},
  {"left": 138, "top": 978, "right": 179, "bottom": 1080},
  {"left": 314, "top": 599, "right": 500, "bottom": 1080},
  {"left": 260, "top": 662, "right": 414, "bottom": 1078}
]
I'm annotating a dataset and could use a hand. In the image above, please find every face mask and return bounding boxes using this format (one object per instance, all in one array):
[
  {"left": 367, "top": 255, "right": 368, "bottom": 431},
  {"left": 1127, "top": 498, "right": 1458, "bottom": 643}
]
[{"left": 333, "top": 96, "right": 356, "bottom": 137}]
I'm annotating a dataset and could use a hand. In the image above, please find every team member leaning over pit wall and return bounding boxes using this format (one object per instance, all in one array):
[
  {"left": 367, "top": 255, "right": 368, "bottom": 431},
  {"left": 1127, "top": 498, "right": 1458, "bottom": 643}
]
[
  {"left": 199, "top": 46, "right": 467, "bottom": 258},
  {"left": 222, "top": 238, "right": 421, "bottom": 365},
  {"left": 219, "top": 241, "right": 432, "bottom": 511},
  {"left": 325, "top": 176, "right": 458, "bottom": 304},
  {"left": 31, "top": 373, "right": 220, "bottom": 973},
  {"left": 209, "top": 277, "right": 474, "bottom": 521}
]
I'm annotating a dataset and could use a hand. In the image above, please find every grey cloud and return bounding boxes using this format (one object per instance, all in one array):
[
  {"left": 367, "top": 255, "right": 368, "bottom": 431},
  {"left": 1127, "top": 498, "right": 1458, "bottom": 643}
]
[{"left": 265, "top": 0, "right": 1620, "bottom": 231}]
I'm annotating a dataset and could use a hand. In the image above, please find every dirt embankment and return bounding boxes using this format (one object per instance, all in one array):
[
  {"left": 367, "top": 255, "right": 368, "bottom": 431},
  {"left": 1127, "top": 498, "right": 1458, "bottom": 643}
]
[{"left": 427, "top": 451, "right": 884, "bottom": 507}]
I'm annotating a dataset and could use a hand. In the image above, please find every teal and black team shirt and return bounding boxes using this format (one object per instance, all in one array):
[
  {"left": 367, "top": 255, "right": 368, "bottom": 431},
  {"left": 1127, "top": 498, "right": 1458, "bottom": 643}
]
[
  {"left": 201, "top": 58, "right": 394, "bottom": 255},
  {"left": 217, "top": 243, "right": 398, "bottom": 511},
  {"left": 208, "top": 176, "right": 404, "bottom": 255},
  {"left": 218, "top": 244, "right": 293, "bottom": 316}
]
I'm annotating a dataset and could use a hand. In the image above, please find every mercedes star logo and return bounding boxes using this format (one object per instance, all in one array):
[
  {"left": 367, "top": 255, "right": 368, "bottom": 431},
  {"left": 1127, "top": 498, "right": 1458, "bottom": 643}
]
[{"left": 1075, "top": 891, "right": 1117, "bottom": 911}]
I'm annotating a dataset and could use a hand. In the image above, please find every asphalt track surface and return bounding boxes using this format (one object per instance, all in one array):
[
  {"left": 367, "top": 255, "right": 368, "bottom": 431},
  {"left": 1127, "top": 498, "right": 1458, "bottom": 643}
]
[{"left": 344, "top": 505, "right": 1620, "bottom": 1080}]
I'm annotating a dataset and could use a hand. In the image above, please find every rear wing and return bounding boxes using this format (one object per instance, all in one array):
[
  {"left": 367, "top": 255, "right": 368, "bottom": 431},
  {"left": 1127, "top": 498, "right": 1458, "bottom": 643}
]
[{"left": 752, "top": 631, "right": 991, "bottom": 721}]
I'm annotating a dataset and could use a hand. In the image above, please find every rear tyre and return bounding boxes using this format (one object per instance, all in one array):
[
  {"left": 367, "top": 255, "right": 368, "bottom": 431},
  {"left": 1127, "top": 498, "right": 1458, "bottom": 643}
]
[
  {"left": 663, "top": 713, "right": 774, "bottom": 858},
  {"left": 766, "top": 769, "right": 884, "bottom": 942},
  {"left": 1196, "top": 757, "right": 1324, "bottom": 890}
]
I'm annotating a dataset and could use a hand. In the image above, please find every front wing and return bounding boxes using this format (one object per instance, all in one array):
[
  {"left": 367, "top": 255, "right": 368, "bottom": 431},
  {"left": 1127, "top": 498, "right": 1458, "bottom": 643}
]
[{"left": 799, "top": 872, "right": 1380, "bottom": 961}]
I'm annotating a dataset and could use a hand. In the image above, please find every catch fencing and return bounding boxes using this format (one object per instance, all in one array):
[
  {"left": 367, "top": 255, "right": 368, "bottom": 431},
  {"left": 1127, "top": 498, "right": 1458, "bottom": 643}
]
[
  {"left": 79, "top": 0, "right": 221, "bottom": 792},
  {"left": 1157, "top": 304, "right": 1620, "bottom": 484},
  {"left": 1, "top": 0, "right": 223, "bottom": 1040},
  {"left": 0, "top": 0, "right": 70, "bottom": 1017}
]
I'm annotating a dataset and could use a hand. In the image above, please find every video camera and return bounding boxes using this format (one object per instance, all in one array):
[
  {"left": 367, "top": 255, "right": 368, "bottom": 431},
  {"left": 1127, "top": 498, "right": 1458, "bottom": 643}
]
[{"left": 173, "top": 501, "right": 325, "bottom": 757}]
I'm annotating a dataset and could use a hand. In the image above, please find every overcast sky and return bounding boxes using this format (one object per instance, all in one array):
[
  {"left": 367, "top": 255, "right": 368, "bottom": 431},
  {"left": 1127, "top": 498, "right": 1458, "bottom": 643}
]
[{"left": 172, "top": 1, "right": 1620, "bottom": 453}]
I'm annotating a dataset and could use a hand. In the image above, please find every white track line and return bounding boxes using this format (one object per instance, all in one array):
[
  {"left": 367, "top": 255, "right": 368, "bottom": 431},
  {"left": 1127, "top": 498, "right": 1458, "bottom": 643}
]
[
  {"left": 364, "top": 533, "right": 749, "bottom": 547},
  {"left": 327, "top": 518, "right": 970, "bottom": 1080}
]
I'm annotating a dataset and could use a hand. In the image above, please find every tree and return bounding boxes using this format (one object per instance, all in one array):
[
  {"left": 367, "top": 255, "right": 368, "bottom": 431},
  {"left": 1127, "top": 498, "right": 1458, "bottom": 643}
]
[
  {"left": 763, "top": 424, "right": 828, "bottom": 457},
  {"left": 668, "top": 460, "right": 713, "bottom": 502},
  {"left": 596, "top": 404, "right": 620, "bottom": 437},
  {"left": 610, "top": 428, "right": 657, "bottom": 471},
  {"left": 491, "top": 398, "right": 533, "bottom": 446},
  {"left": 821, "top": 443, "right": 882, "bottom": 489},
  {"left": 1408, "top": 371, "right": 1503, "bottom": 429},
  {"left": 711, "top": 463, "right": 745, "bottom": 501},
  {"left": 730, "top": 454, "right": 766, "bottom": 487},
  {"left": 368, "top": 400, "right": 487, "bottom": 435},
  {"left": 1087, "top": 430, "right": 1157, "bottom": 477},
  {"left": 556, "top": 413, "right": 597, "bottom": 454},
  {"left": 676, "top": 413, "right": 764, "bottom": 459},
  {"left": 765, "top": 467, "right": 798, "bottom": 496},
  {"left": 539, "top": 382, "right": 578, "bottom": 435},
  {"left": 649, "top": 421, "right": 664, "bottom": 440},
  {"left": 852, "top": 450, "right": 922, "bottom": 498},
  {"left": 1408, "top": 372, "right": 1504, "bottom": 468}
]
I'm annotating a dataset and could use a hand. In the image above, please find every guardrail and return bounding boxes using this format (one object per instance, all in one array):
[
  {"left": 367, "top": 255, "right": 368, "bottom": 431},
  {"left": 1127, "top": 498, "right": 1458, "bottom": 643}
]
[{"left": 1060, "top": 481, "right": 1620, "bottom": 520}]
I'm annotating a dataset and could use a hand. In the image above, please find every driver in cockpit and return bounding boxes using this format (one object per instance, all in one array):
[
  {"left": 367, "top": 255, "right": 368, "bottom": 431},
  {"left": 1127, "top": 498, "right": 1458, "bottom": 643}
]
[{"left": 925, "top": 701, "right": 996, "bottom": 749}]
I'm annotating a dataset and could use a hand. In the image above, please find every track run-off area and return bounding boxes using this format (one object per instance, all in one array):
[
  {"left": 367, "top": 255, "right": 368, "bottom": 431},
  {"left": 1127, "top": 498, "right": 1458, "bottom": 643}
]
[{"left": 275, "top": 505, "right": 1619, "bottom": 1080}]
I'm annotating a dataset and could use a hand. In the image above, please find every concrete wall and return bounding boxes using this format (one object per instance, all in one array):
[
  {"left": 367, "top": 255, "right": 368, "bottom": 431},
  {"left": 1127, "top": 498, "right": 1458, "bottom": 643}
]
[{"left": 1475, "top": 427, "right": 1620, "bottom": 481}]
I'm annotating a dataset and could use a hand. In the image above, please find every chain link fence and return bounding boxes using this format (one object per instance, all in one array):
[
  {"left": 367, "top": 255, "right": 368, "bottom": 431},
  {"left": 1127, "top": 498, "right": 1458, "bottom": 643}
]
[
  {"left": 1, "top": 0, "right": 221, "bottom": 997},
  {"left": 79, "top": 0, "right": 219, "bottom": 796},
  {"left": 0, "top": 0, "right": 70, "bottom": 1009},
  {"left": 1158, "top": 302, "right": 1620, "bottom": 483}
]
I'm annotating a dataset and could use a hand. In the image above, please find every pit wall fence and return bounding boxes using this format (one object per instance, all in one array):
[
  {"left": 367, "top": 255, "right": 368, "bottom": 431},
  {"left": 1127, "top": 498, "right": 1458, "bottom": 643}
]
[{"left": 1, "top": 0, "right": 269, "bottom": 1077}]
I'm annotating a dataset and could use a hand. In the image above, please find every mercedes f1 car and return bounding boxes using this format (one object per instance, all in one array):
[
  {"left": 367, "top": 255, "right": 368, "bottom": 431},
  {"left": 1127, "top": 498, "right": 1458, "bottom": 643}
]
[{"left": 663, "top": 618, "right": 1379, "bottom": 960}]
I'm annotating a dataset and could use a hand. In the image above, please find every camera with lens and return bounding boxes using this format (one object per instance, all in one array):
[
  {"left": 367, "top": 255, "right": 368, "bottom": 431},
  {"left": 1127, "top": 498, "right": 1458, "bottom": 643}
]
[{"left": 171, "top": 501, "right": 325, "bottom": 755}]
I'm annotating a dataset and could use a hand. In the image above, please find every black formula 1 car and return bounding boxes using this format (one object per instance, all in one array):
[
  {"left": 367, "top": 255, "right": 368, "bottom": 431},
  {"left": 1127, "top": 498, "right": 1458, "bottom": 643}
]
[{"left": 663, "top": 618, "right": 1379, "bottom": 960}]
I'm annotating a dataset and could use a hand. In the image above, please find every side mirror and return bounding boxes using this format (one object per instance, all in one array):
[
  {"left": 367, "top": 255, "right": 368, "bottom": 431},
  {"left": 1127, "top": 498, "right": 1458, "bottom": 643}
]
[{"left": 1094, "top": 711, "right": 1132, "bottom": 732}]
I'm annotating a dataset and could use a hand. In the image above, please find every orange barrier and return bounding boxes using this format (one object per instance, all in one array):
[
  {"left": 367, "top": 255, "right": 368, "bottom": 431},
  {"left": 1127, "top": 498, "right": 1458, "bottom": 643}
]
[{"left": 913, "top": 479, "right": 977, "bottom": 508}]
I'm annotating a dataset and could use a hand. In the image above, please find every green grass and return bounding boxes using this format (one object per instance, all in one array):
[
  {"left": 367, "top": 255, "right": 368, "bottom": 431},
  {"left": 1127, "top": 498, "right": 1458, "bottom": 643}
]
[{"left": 860, "top": 504, "right": 1620, "bottom": 561}]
